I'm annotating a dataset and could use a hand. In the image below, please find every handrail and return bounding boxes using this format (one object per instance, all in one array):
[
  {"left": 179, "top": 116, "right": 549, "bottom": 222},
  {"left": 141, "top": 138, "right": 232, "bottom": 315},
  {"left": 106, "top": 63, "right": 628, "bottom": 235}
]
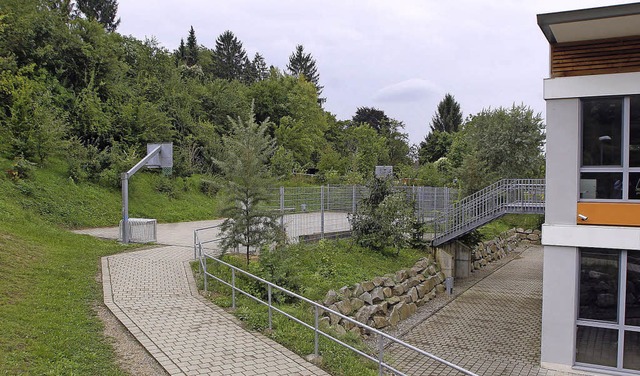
[
  {"left": 431, "top": 179, "right": 544, "bottom": 246},
  {"left": 194, "top": 230, "right": 479, "bottom": 376}
]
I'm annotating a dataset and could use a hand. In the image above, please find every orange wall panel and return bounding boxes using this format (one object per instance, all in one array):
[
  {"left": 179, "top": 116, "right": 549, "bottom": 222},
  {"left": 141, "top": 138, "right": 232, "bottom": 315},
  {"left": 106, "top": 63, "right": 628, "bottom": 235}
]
[{"left": 577, "top": 202, "right": 640, "bottom": 226}]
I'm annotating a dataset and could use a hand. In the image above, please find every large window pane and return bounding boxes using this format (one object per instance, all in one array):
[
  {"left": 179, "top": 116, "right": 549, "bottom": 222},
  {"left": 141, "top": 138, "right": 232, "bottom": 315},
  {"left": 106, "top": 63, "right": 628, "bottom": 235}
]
[
  {"left": 580, "top": 172, "right": 623, "bottom": 199},
  {"left": 624, "top": 331, "right": 640, "bottom": 370},
  {"left": 579, "top": 249, "right": 619, "bottom": 322},
  {"left": 576, "top": 326, "right": 618, "bottom": 367},
  {"left": 582, "top": 98, "right": 623, "bottom": 167},
  {"left": 627, "top": 251, "right": 640, "bottom": 326},
  {"left": 630, "top": 96, "right": 640, "bottom": 167}
]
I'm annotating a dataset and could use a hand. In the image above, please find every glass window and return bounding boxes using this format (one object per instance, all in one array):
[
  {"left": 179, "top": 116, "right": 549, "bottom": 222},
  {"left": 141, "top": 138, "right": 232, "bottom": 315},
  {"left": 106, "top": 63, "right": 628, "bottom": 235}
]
[
  {"left": 582, "top": 98, "right": 623, "bottom": 167},
  {"left": 627, "top": 251, "right": 640, "bottom": 326},
  {"left": 624, "top": 331, "right": 640, "bottom": 370},
  {"left": 630, "top": 96, "right": 640, "bottom": 167},
  {"left": 580, "top": 172, "right": 623, "bottom": 199},
  {"left": 579, "top": 249, "right": 619, "bottom": 322},
  {"left": 576, "top": 326, "right": 618, "bottom": 367}
]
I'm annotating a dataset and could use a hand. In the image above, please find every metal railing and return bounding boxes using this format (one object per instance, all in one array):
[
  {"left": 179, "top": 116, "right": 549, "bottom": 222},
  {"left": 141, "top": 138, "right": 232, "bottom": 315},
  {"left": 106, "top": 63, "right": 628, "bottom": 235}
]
[
  {"left": 193, "top": 228, "right": 479, "bottom": 376},
  {"left": 431, "top": 179, "right": 545, "bottom": 247}
]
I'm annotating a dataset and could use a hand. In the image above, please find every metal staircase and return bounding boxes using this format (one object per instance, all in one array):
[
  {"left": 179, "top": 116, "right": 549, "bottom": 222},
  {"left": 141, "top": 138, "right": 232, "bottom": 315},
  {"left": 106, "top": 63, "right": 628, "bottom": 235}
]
[{"left": 431, "top": 179, "right": 545, "bottom": 247}]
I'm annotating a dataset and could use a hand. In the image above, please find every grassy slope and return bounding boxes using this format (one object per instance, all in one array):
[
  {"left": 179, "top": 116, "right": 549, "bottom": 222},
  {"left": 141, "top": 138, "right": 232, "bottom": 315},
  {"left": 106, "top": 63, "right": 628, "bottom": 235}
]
[{"left": 0, "top": 158, "right": 220, "bottom": 374}]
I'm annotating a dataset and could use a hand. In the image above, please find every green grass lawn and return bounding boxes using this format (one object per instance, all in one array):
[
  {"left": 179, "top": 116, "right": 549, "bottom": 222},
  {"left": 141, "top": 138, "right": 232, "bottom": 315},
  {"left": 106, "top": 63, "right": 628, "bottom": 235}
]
[
  {"left": 197, "top": 240, "right": 428, "bottom": 375},
  {"left": 0, "top": 157, "right": 220, "bottom": 374}
]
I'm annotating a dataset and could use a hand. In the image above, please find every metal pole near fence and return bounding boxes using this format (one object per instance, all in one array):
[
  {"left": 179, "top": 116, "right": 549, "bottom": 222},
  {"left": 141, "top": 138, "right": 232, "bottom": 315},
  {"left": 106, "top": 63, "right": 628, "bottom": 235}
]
[
  {"left": 279, "top": 186, "right": 285, "bottom": 229},
  {"left": 320, "top": 185, "right": 325, "bottom": 238}
]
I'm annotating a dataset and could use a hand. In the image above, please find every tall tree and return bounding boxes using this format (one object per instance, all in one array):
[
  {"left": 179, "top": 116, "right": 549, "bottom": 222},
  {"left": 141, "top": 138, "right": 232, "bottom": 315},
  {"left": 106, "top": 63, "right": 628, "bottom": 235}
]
[
  {"left": 176, "top": 38, "right": 186, "bottom": 64},
  {"left": 185, "top": 26, "right": 198, "bottom": 66},
  {"left": 430, "top": 93, "right": 463, "bottom": 133},
  {"left": 251, "top": 52, "right": 268, "bottom": 82},
  {"left": 76, "top": 0, "right": 120, "bottom": 32},
  {"left": 215, "top": 106, "right": 280, "bottom": 265},
  {"left": 452, "top": 104, "right": 546, "bottom": 194},
  {"left": 213, "top": 30, "right": 248, "bottom": 81},
  {"left": 286, "top": 44, "right": 323, "bottom": 99}
]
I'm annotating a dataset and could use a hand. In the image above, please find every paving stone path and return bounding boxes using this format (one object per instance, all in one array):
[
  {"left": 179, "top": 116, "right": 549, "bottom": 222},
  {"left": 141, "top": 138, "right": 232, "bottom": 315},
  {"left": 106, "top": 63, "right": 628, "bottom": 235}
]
[
  {"left": 95, "top": 221, "right": 328, "bottom": 376},
  {"left": 388, "top": 246, "right": 586, "bottom": 376}
]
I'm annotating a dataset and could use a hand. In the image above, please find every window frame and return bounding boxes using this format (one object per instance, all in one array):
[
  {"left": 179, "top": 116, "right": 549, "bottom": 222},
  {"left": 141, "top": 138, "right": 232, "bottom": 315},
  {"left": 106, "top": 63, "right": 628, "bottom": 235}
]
[
  {"left": 580, "top": 96, "right": 640, "bottom": 201},
  {"left": 575, "top": 248, "right": 640, "bottom": 373}
]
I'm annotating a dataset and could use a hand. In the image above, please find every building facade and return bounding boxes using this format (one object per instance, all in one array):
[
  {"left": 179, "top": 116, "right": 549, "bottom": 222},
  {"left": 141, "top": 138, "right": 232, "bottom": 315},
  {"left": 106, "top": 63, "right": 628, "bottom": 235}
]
[{"left": 539, "top": 4, "right": 640, "bottom": 375}]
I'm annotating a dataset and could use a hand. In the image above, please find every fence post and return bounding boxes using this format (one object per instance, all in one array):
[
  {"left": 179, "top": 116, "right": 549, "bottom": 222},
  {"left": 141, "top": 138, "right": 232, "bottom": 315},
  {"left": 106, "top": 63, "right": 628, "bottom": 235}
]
[
  {"left": 231, "top": 269, "right": 236, "bottom": 309},
  {"left": 320, "top": 185, "right": 325, "bottom": 239},
  {"left": 352, "top": 185, "right": 356, "bottom": 214},
  {"left": 268, "top": 284, "right": 272, "bottom": 330},
  {"left": 280, "top": 186, "right": 285, "bottom": 229},
  {"left": 204, "top": 257, "right": 208, "bottom": 292},
  {"left": 314, "top": 306, "right": 319, "bottom": 356},
  {"left": 378, "top": 334, "right": 385, "bottom": 375}
]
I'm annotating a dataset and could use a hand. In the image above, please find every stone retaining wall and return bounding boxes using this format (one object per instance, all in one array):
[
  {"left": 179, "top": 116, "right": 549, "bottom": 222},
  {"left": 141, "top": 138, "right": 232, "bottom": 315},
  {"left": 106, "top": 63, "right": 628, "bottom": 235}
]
[
  {"left": 319, "top": 257, "right": 446, "bottom": 335},
  {"left": 471, "top": 228, "right": 541, "bottom": 271}
]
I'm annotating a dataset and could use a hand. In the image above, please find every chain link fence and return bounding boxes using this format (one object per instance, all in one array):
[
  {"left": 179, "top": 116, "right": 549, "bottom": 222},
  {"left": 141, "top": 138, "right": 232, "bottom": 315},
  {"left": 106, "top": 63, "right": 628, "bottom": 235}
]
[{"left": 265, "top": 185, "right": 458, "bottom": 243}]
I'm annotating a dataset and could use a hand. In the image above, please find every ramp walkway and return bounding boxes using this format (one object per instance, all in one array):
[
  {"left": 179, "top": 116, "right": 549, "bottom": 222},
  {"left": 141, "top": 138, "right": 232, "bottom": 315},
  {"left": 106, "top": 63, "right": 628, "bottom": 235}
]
[
  {"left": 431, "top": 179, "right": 545, "bottom": 246},
  {"left": 84, "top": 221, "right": 328, "bottom": 376}
]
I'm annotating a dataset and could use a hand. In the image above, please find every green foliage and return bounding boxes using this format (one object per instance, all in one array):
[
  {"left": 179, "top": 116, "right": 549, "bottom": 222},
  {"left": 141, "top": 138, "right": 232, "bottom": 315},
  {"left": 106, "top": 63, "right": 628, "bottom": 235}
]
[
  {"left": 185, "top": 26, "right": 198, "bottom": 66},
  {"left": 213, "top": 30, "right": 249, "bottom": 82},
  {"left": 286, "top": 44, "right": 323, "bottom": 99},
  {"left": 454, "top": 104, "right": 546, "bottom": 194},
  {"left": 215, "top": 107, "right": 281, "bottom": 263},
  {"left": 350, "top": 177, "right": 416, "bottom": 254},
  {"left": 430, "top": 93, "right": 463, "bottom": 133},
  {"left": 418, "top": 130, "right": 453, "bottom": 164},
  {"left": 0, "top": 67, "right": 66, "bottom": 162},
  {"left": 76, "top": 0, "right": 121, "bottom": 32}
]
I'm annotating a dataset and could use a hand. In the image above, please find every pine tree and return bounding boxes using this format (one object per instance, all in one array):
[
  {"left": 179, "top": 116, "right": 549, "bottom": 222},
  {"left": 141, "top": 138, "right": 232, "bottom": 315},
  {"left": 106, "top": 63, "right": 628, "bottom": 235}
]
[
  {"left": 176, "top": 38, "right": 186, "bottom": 64},
  {"left": 76, "top": 0, "right": 120, "bottom": 32},
  {"left": 186, "top": 26, "right": 198, "bottom": 66},
  {"left": 252, "top": 53, "right": 268, "bottom": 81},
  {"left": 215, "top": 106, "right": 281, "bottom": 264},
  {"left": 213, "top": 30, "right": 248, "bottom": 81},
  {"left": 430, "top": 93, "right": 463, "bottom": 133},
  {"left": 286, "top": 44, "right": 323, "bottom": 99}
]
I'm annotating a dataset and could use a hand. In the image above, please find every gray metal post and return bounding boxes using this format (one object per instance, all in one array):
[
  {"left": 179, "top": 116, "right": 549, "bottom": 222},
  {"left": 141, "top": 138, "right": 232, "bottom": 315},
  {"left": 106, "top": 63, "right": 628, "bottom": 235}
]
[
  {"left": 204, "top": 259, "right": 208, "bottom": 292},
  {"left": 378, "top": 335, "right": 385, "bottom": 375},
  {"left": 268, "top": 284, "right": 272, "bottom": 330},
  {"left": 320, "top": 185, "right": 325, "bottom": 238},
  {"left": 352, "top": 185, "right": 356, "bottom": 214},
  {"left": 314, "top": 306, "right": 319, "bottom": 356},
  {"left": 231, "top": 269, "right": 236, "bottom": 309},
  {"left": 121, "top": 172, "right": 129, "bottom": 244},
  {"left": 279, "top": 186, "right": 285, "bottom": 229}
]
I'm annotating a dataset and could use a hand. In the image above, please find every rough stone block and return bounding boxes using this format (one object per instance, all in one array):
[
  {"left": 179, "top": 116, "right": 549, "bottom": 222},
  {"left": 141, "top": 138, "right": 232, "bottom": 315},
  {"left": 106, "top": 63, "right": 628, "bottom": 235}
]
[
  {"left": 359, "top": 292, "right": 373, "bottom": 305},
  {"left": 371, "top": 287, "right": 385, "bottom": 303},
  {"left": 361, "top": 281, "right": 375, "bottom": 292},
  {"left": 323, "top": 290, "right": 338, "bottom": 306}
]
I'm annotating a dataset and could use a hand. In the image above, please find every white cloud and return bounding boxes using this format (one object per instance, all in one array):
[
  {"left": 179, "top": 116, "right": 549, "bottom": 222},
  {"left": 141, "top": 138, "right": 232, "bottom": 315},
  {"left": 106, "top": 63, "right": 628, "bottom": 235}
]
[{"left": 373, "top": 79, "right": 441, "bottom": 104}]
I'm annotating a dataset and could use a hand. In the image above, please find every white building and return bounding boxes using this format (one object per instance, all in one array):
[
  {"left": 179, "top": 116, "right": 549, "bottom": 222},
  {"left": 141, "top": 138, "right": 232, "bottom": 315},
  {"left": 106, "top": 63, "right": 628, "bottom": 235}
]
[{"left": 538, "top": 3, "right": 640, "bottom": 375}]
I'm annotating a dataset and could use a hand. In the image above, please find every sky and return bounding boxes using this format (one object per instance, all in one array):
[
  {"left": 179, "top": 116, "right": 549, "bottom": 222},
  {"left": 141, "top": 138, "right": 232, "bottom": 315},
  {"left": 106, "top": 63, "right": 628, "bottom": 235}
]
[{"left": 117, "top": 1, "right": 638, "bottom": 145}]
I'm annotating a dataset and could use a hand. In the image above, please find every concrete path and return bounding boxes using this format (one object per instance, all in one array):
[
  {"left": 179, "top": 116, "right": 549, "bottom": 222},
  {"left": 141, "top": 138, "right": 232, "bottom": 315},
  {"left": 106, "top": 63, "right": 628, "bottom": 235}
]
[
  {"left": 388, "top": 246, "right": 585, "bottom": 376},
  {"left": 90, "top": 221, "right": 329, "bottom": 376}
]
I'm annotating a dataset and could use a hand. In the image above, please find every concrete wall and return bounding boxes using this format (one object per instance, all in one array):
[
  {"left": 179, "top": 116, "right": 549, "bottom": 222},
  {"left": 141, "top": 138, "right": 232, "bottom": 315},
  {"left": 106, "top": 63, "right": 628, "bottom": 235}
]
[
  {"left": 540, "top": 245, "right": 579, "bottom": 371},
  {"left": 544, "top": 98, "right": 579, "bottom": 225}
]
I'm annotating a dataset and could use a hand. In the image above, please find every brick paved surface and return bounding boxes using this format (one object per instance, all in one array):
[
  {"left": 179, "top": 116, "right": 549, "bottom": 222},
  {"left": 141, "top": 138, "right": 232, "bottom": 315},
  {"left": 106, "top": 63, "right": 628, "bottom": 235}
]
[
  {"left": 388, "top": 246, "right": 587, "bottom": 376},
  {"left": 100, "top": 225, "right": 328, "bottom": 375}
]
